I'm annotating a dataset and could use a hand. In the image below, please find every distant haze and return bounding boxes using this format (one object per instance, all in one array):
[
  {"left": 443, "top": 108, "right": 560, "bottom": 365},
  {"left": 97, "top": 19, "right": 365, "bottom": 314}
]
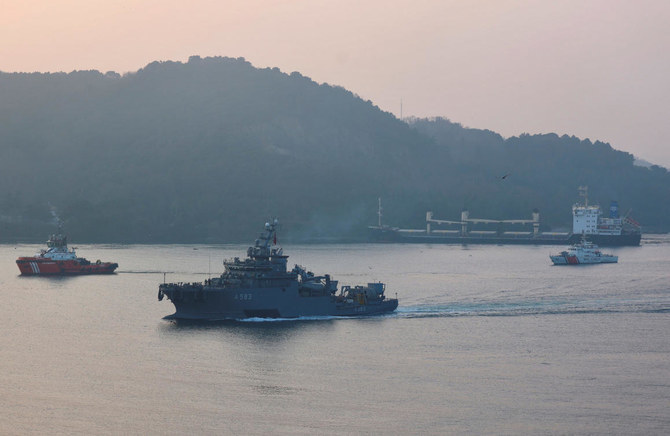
[{"left": 2, "top": 0, "right": 669, "bottom": 168}]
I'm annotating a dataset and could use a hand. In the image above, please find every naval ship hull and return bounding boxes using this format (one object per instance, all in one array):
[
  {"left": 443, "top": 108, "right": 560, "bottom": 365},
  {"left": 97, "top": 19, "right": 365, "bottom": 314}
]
[{"left": 160, "top": 284, "right": 398, "bottom": 320}]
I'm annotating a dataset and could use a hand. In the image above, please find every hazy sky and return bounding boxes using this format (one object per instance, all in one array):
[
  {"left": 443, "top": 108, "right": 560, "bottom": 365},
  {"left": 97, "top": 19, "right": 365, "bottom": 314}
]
[{"left": 2, "top": 0, "right": 669, "bottom": 167}]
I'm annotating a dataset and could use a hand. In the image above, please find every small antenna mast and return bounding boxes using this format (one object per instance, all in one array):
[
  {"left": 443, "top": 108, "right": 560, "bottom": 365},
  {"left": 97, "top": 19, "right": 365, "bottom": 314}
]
[
  {"left": 579, "top": 186, "right": 589, "bottom": 207},
  {"left": 378, "top": 197, "right": 383, "bottom": 227}
]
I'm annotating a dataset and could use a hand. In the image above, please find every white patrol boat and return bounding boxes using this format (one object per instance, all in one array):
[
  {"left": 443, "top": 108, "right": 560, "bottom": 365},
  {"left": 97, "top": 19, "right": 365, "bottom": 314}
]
[{"left": 550, "top": 236, "right": 618, "bottom": 265}]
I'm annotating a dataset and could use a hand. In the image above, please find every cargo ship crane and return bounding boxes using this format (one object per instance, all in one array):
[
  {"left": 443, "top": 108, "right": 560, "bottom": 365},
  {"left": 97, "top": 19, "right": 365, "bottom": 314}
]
[{"left": 426, "top": 210, "right": 540, "bottom": 236}]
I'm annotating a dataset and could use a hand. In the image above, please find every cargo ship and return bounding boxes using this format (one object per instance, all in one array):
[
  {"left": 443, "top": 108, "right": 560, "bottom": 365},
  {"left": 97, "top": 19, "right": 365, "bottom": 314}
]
[
  {"left": 16, "top": 231, "right": 118, "bottom": 275},
  {"left": 368, "top": 187, "right": 641, "bottom": 246}
]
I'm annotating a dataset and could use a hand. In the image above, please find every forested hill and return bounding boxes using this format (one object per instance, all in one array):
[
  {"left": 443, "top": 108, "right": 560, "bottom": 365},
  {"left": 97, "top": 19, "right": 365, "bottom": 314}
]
[
  {"left": 0, "top": 56, "right": 668, "bottom": 243},
  {"left": 407, "top": 117, "right": 670, "bottom": 234}
]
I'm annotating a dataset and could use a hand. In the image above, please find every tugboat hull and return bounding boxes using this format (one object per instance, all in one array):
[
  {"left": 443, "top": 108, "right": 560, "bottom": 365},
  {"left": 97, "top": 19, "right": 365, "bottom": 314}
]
[{"left": 16, "top": 258, "right": 118, "bottom": 275}]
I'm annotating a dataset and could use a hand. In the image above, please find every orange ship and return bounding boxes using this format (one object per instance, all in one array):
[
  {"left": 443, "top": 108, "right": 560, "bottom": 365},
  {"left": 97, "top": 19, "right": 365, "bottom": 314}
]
[{"left": 16, "top": 232, "right": 118, "bottom": 276}]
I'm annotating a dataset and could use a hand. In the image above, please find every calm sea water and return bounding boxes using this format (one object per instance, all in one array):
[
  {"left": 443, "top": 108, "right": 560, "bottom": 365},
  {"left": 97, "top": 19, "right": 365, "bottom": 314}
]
[{"left": 1, "top": 236, "right": 669, "bottom": 435}]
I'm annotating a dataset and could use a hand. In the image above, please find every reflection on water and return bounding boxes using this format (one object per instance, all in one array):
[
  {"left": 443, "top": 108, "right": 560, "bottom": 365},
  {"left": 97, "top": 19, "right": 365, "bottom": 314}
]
[
  {"left": 251, "top": 383, "right": 300, "bottom": 396},
  {"left": 16, "top": 274, "right": 80, "bottom": 291},
  {"left": 160, "top": 317, "right": 337, "bottom": 337},
  {"left": 397, "top": 298, "right": 670, "bottom": 318}
]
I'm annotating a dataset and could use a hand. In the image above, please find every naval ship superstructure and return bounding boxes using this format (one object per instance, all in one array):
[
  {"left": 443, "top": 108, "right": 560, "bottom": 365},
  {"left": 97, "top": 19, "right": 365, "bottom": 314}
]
[{"left": 159, "top": 219, "right": 398, "bottom": 320}]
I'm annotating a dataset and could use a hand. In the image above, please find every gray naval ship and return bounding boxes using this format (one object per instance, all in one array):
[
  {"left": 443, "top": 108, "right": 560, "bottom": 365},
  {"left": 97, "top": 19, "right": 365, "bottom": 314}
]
[{"left": 158, "top": 219, "right": 398, "bottom": 320}]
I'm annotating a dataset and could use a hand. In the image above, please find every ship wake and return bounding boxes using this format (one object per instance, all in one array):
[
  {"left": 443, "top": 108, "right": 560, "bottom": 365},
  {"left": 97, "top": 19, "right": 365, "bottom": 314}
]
[{"left": 396, "top": 298, "right": 670, "bottom": 318}]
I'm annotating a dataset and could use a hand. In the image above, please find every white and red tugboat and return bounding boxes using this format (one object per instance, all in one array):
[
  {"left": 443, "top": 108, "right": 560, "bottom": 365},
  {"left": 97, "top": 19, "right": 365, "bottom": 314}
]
[
  {"left": 16, "top": 232, "right": 118, "bottom": 275},
  {"left": 550, "top": 237, "right": 618, "bottom": 265}
]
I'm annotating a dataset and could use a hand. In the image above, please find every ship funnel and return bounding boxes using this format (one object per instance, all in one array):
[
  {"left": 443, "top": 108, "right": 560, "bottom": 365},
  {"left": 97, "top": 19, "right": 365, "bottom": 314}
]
[{"left": 609, "top": 201, "right": 619, "bottom": 218}]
